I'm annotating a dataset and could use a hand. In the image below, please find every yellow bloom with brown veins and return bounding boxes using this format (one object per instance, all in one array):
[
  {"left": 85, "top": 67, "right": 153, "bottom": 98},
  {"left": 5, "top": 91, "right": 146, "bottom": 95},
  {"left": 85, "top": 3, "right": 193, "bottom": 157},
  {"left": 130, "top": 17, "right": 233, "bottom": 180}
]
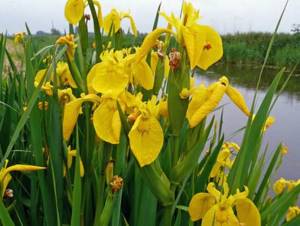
[
  {"left": 56, "top": 34, "right": 77, "bottom": 60},
  {"left": 103, "top": 9, "right": 137, "bottom": 36},
  {"left": 0, "top": 160, "right": 45, "bottom": 198},
  {"left": 188, "top": 182, "right": 261, "bottom": 226},
  {"left": 161, "top": 1, "right": 223, "bottom": 70},
  {"left": 128, "top": 96, "right": 163, "bottom": 167}
]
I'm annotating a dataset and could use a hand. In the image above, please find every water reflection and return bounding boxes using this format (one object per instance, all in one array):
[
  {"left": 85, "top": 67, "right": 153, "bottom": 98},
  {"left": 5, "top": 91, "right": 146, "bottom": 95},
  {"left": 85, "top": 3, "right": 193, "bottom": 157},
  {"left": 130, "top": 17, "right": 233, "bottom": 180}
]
[{"left": 196, "top": 65, "right": 300, "bottom": 179}]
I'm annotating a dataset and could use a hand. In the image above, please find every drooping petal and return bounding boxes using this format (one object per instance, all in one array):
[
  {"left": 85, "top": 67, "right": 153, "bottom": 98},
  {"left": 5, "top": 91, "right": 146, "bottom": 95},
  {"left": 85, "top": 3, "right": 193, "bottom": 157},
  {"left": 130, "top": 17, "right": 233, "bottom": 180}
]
[
  {"left": 92, "top": 61, "right": 129, "bottom": 98},
  {"left": 5, "top": 165, "right": 46, "bottom": 174},
  {"left": 128, "top": 115, "right": 163, "bottom": 167},
  {"left": 63, "top": 94, "right": 101, "bottom": 140},
  {"left": 151, "top": 51, "right": 159, "bottom": 74},
  {"left": 182, "top": 25, "right": 206, "bottom": 69},
  {"left": 57, "top": 62, "right": 78, "bottom": 88},
  {"left": 197, "top": 25, "right": 223, "bottom": 70},
  {"left": 103, "top": 9, "right": 121, "bottom": 34},
  {"left": 93, "top": 0, "right": 103, "bottom": 27},
  {"left": 189, "top": 77, "right": 228, "bottom": 128},
  {"left": 135, "top": 28, "right": 172, "bottom": 63},
  {"left": 202, "top": 205, "right": 218, "bottom": 226},
  {"left": 235, "top": 198, "right": 261, "bottom": 226},
  {"left": 63, "top": 99, "right": 84, "bottom": 140},
  {"left": 186, "top": 84, "right": 208, "bottom": 122},
  {"left": 122, "top": 13, "right": 138, "bottom": 36},
  {"left": 65, "top": 0, "right": 85, "bottom": 25},
  {"left": 34, "top": 69, "right": 47, "bottom": 86},
  {"left": 1, "top": 173, "right": 12, "bottom": 197},
  {"left": 132, "top": 60, "right": 154, "bottom": 90},
  {"left": 93, "top": 99, "right": 121, "bottom": 144},
  {"left": 226, "top": 85, "right": 250, "bottom": 116},
  {"left": 188, "top": 193, "right": 216, "bottom": 221}
]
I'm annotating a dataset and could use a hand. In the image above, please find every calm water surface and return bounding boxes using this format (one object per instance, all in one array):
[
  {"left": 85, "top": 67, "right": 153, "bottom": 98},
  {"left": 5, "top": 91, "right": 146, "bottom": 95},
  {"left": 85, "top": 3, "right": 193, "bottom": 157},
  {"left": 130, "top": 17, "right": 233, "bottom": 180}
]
[{"left": 198, "top": 65, "right": 300, "bottom": 179}]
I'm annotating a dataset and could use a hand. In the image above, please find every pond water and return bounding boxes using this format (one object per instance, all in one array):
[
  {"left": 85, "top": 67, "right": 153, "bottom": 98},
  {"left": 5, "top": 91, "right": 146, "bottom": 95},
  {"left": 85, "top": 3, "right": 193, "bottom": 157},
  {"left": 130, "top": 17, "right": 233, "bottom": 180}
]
[{"left": 197, "top": 65, "right": 300, "bottom": 180}]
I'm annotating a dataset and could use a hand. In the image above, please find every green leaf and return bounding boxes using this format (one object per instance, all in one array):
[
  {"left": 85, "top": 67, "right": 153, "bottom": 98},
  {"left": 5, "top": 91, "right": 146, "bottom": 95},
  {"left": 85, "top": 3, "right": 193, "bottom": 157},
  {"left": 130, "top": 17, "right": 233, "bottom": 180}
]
[
  {"left": 0, "top": 199, "right": 15, "bottom": 226},
  {"left": 71, "top": 128, "right": 82, "bottom": 226}
]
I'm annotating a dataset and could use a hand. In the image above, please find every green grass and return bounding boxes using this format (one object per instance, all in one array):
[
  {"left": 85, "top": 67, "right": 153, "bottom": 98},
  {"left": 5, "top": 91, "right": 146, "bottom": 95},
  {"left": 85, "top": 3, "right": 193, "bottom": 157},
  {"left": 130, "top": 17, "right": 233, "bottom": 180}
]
[{"left": 222, "top": 32, "right": 300, "bottom": 68}]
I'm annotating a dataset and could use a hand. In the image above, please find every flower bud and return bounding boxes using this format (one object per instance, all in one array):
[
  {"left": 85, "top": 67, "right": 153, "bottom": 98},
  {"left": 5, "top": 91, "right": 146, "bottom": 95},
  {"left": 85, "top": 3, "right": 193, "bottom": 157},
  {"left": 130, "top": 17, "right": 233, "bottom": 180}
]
[
  {"left": 169, "top": 48, "right": 181, "bottom": 70},
  {"left": 110, "top": 175, "right": 123, "bottom": 193}
]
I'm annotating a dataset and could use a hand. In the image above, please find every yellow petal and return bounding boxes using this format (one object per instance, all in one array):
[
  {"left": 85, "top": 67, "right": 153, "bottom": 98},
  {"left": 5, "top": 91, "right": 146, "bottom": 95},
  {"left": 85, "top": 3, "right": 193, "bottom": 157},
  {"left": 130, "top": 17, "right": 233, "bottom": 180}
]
[
  {"left": 103, "top": 9, "right": 121, "bottom": 34},
  {"left": 132, "top": 60, "right": 154, "bottom": 90},
  {"left": 1, "top": 173, "right": 12, "bottom": 197},
  {"left": 197, "top": 25, "right": 223, "bottom": 70},
  {"left": 188, "top": 193, "right": 216, "bottom": 221},
  {"left": 93, "top": 99, "right": 121, "bottom": 144},
  {"left": 202, "top": 205, "right": 218, "bottom": 226},
  {"left": 63, "top": 99, "right": 84, "bottom": 140},
  {"left": 235, "top": 198, "right": 261, "bottom": 226},
  {"left": 93, "top": 0, "right": 103, "bottom": 27},
  {"left": 122, "top": 14, "right": 138, "bottom": 36},
  {"left": 182, "top": 25, "right": 206, "bottom": 69},
  {"left": 189, "top": 77, "right": 228, "bottom": 128},
  {"left": 65, "top": 0, "right": 85, "bottom": 25},
  {"left": 186, "top": 84, "right": 208, "bottom": 122},
  {"left": 92, "top": 61, "right": 129, "bottom": 98},
  {"left": 151, "top": 51, "right": 159, "bottom": 74},
  {"left": 57, "top": 62, "right": 78, "bottom": 88},
  {"left": 128, "top": 115, "right": 163, "bottom": 167},
  {"left": 226, "top": 85, "right": 250, "bottom": 116},
  {"left": 135, "top": 28, "right": 171, "bottom": 63},
  {"left": 5, "top": 165, "right": 46, "bottom": 174},
  {"left": 86, "top": 65, "right": 98, "bottom": 93},
  {"left": 79, "top": 159, "right": 85, "bottom": 177},
  {"left": 209, "top": 162, "right": 222, "bottom": 178},
  {"left": 63, "top": 94, "right": 101, "bottom": 140}
]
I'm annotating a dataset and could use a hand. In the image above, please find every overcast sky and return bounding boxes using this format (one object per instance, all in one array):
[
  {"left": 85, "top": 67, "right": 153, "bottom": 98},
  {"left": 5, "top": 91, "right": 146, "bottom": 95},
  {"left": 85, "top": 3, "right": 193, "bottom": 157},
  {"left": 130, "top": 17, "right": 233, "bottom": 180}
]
[{"left": 0, "top": 0, "right": 299, "bottom": 35}]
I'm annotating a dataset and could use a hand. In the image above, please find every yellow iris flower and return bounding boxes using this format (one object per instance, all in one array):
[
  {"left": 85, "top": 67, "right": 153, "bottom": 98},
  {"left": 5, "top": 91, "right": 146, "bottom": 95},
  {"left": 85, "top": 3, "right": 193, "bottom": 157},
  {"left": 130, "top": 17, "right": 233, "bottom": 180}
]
[
  {"left": 273, "top": 178, "right": 300, "bottom": 195},
  {"left": 286, "top": 206, "right": 300, "bottom": 222},
  {"left": 34, "top": 62, "right": 77, "bottom": 89},
  {"left": 0, "top": 160, "right": 45, "bottom": 198},
  {"left": 128, "top": 96, "right": 163, "bottom": 167},
  {"left": 188, "top": 182, "right": 261, "bottom": 226},
  {"left": 56, "top": 34, "right": 77, "bottom": 60},
  {"left": 65, "top": 0, "right": 103, "bottom": 25},
  {"left": 103, "top": 9, "right": 137, "bottom": 36},
  {"left": 186, "top": 76, "right": 252, "bottom": 128},
  {"left": 160, "top": 1, "right": 223, "bottom": 70},
  {"left": 14, "top": 32, "right": 26, "bottom": 44},
  {"left": 87, "top": 49, "right": 154, "bottom": 97},
  {"left": 210, "top": 142, "right": 240, "bottom": 180}
]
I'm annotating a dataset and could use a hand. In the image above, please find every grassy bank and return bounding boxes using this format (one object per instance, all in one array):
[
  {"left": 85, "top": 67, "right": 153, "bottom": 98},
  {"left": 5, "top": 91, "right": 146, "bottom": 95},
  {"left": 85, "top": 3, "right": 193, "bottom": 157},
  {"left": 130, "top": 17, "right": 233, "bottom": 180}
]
[{"left": 222, "top": 32, "right": 300, "bottom": 68}]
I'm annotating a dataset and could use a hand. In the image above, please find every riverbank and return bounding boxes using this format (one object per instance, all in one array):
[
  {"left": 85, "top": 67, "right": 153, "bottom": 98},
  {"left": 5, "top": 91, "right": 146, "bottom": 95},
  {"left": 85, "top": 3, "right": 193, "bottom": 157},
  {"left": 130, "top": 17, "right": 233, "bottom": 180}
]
[{"left": 221, "top": 32, "right": 300, "bottom": 69}]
